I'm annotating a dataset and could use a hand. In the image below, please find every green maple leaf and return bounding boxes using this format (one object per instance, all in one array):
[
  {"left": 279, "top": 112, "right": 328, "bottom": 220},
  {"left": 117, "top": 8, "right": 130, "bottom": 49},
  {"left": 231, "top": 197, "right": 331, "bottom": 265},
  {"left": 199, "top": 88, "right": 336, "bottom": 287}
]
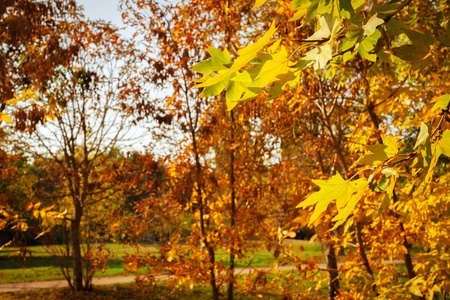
[
  {"left": 192, "top": 47, "right": 231, "bottom": 75},
  {"left": 434, "top": 130, "right": 450, "bottom": 159},
  {"left": 226, "top": 80, "right": 247, "bottom": 110},
  {"left": 357, "top": 29, "right": 381, "bottom": 62},
  {"left": 425, "top": 130, "right": 450, "bottom": 183},
  {"left": 432, "top": 94, "right": 450, "bottom": 112},
  {"left": 297, "top": 173, "right": 368, "bottom": 227},
  {"left": 225, "top": 46, "right": 292, "bottom": 108},
  {"left": 358, "top": 135, "right": 398, "bottom": 166},
  {"left": 195, "top": 20, "right": 277, "bottom": 90}
]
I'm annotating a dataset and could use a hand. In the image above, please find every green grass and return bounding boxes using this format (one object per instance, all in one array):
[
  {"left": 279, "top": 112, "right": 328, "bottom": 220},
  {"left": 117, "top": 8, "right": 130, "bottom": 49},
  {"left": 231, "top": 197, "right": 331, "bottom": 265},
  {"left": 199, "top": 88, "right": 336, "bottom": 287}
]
[
  {"left": 0, "top": 240, "right": 325, "bottom": 284},
  {"left": 216, "top": 239, "right": 324, "bottom": 268},
  {"left": 0, "top": 244, "right": 155, "bottom": 283}
]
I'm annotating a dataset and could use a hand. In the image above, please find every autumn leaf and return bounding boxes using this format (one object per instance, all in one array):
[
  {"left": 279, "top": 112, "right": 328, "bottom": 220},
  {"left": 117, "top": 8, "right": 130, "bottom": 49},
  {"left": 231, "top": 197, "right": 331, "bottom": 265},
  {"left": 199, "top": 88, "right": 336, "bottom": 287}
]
[
  {"left": 191, "top": 47, "right": 231, "bottom": 75},
  {"left": 434, "top": 130, "right": 450, "bottom": 159},
  {"left": 297, "top": 173, "right": 368, "bottom": 227},
  {"left": 252, "top": 0, "right": 269, "bottom": 9},
  {"left": 357, "top": 29, "right": 381, "bottom": 62},
  {"left": 0, "top": 113, "right": 12, "bottom": 123},
  {"left": 303, "top": 44, "right": 332, "bottom": 71},
  {"left": 358, "top": 135, "right": 398, "bottom": 166},
  {"left": 414, "top": 122, "right": 429, "bottom": 149},
  {"left": 195, "top": 20, "right": 277, "bottom": 90},
  {"left": 289, "top": 1, "right": 310, "bottom": 21},
  {"left": 432, "top": 94, "right": 450, "bottom": 112},
  {"left": 362, "top": 13, "right": 384, "bottom": 36},
  {"left": 306, "top": 14, "right": 334, "bottom": 41},
  {"left": 425, "top": 130, "right": 450, "bottom": 183}
]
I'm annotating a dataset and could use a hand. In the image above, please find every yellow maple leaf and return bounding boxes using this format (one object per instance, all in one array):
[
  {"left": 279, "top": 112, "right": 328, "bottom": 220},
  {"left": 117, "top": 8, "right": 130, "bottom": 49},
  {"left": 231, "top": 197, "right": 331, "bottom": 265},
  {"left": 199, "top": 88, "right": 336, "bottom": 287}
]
[{"left": 297, "top": 173, "right": 368, "bottom": 227}]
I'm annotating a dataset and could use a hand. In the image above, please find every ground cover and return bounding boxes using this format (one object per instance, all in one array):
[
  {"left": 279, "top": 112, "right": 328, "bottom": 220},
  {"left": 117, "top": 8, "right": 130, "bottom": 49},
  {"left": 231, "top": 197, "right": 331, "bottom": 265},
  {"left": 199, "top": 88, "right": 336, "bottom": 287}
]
[
  {"left": 1, "top": 269, "right": 329, "bottom": 300},
  {"left": 0, "top": 240, "right": 324, "bottom": 284}
]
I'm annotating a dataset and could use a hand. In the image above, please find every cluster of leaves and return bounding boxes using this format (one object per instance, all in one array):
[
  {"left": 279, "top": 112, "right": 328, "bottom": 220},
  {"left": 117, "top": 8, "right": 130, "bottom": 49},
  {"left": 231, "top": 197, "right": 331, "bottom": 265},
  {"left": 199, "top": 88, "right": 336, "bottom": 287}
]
[
  {"left": 1, "top": 0, "right": 449, "bottom": 299},
  {"left": 193, "top": 0, "right": 450, "bottom": 299},
  {"left": 0, "top": 0, "right": 84, "bottom": 131}
]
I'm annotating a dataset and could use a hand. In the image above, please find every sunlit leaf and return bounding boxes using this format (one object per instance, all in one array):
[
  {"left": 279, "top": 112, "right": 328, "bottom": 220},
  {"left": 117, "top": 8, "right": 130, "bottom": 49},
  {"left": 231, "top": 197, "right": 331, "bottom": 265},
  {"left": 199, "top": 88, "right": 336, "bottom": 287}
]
[
  {"left": 252, "top": 0, "right": 269, "bottom": 9},
  {"left": 195, "top": 20, "right": 277, "bottom": 89},
  {"left": 414, "top": 123, "right": 429, "bottom": 149},
  {"left": 0, "top": 113, "right": 12, "bottom": 123},
  {"left": 362, "top": 13, "right": 384, "bottom": 36},
  {"left": 306, "top": 14, "right": 333, "bottom": 41},
  {"left": 192, "top": 47, "right": 231, "bottom": 75},
  {"left": 304, "top": 44, "right": 333, "bottom": 70},
  {"left": 297, "top": 173, "right": 368, "bottom": 227},
  {"left": 434, "top": 130, "right": 450, "bottom": 159},
  {"left": 358, "top": 135, "right": 398, "bottom": 165},
  {"left": 425, "top": 130, "right": 450, "bottom": 183},
  {"left": 432, "top": 94, "right": 450, "bottom": 112}
]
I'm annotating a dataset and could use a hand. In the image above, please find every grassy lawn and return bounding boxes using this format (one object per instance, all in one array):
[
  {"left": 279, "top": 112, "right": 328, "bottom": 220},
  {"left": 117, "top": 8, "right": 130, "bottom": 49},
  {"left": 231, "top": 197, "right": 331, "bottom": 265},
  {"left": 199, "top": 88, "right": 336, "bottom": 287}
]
[
  {"left": 216, "top": 239, "right": 325, "bottom": 268},
  {"left": 0, "top": 240, "right": 324, "bottom": 284},
  {"left": 0, "top": 243, "right": 158, "bottom": 284}
]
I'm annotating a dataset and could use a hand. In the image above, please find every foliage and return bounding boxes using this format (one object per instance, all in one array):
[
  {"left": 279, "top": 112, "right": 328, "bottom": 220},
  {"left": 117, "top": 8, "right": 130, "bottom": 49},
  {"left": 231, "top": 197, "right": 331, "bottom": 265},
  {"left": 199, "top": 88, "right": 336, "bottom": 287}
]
[
  {"left": 194, "top": 0, "right": 450, "bottom": 299},
  {"left": 120, "top": 1, "right": 308, "bottom": 299},
  {"left": 1, "top": 0, "right": 450, "bottom": 299},
  {"left": 0, "top": 0, "right": 83, "bottom": 131}
]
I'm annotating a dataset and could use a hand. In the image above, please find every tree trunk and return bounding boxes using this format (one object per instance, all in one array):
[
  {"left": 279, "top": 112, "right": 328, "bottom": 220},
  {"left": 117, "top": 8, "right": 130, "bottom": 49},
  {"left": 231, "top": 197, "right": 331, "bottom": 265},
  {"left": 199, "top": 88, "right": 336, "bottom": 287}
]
[
  {"left": 228, "top": 252, "right": 235, "bottom": 300},
  {"left": 71, "top": 203, "right": 83, "bottom": 291},
  {"left": 227, "top": 111, "right": 236, "bottom": 300},
  {"left": 355, "top": 219, "right": 378, "bottom": 295},
  {"left": 207, "top": 245, "right": 219, "bottom": 300},
  {"left": 191, "top": 126, "right": 219, "bottom": 300},
  {"left": 326, "top": 242, "right": 340, "bottom": 300}
]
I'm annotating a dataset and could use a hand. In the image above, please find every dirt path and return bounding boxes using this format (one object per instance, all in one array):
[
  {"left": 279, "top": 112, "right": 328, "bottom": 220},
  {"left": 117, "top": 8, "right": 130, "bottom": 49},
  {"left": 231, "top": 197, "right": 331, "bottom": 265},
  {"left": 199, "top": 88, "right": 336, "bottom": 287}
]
[{"left": 0, "top": 260, "right": 404, "bottom": 293}]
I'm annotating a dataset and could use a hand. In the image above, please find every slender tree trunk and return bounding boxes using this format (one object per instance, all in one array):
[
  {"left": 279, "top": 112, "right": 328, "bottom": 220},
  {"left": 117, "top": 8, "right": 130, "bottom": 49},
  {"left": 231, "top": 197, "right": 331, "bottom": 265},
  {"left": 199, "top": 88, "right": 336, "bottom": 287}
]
[
  {"left": 84, "top": 219, "right": 93, "bottom": 291},
  {"left": 400, "top": 222, "right": 416, "bottom": 279},
  {"left": 227, "top": 111, "right": 236, "bottom": 300},
  {"left": 206, "top": 244, "right": 219, "bottom": 300},
  {"left": 393, "top": 191, "right": 422, "bottom": 299},
  {"left": 71, "top": 201, "right": 83, "bottom": 291},
  {"left": 228, "top": 252, "right": 235, "bottom": 300},
  {"left": 190, "top": 124, "right": 219, "bottom": 300},
  {"left": 198, "top": 198, "right": 219, "bottom": 300},
  {"left": 354, "top": 220, "right": 372, "bottom": 276},
  {"left": 354, "top": 219, "right": 378, "bottom": 295},
  {"left": 326, "top": 242, "right": 340, "bottom": 300}
]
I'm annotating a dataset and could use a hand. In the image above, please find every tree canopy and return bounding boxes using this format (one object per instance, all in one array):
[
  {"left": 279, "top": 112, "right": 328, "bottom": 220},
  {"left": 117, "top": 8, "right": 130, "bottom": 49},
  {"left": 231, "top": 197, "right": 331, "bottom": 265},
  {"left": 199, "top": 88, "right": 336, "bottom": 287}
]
[{"left": 1, "top": 0, "right": 449, "bottom": 299}]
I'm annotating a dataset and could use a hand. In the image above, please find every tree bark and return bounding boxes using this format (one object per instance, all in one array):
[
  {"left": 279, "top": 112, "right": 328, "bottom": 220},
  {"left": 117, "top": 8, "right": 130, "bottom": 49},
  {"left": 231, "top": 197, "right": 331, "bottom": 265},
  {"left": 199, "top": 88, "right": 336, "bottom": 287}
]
[
  {"left": 188, "top": 103, "right": 219, "bottom": 300},
  {"left": 227, "top": 111, "right": 236, "bottom": 300},
  {"left": 71, "top": 201, "right": 84, "bottom": 291},
  {"left": 326, "top": 242, "right": 340, "bottom": 300},
  {"left": 206, "top": 245, "right": 219, "bottom": 300}
]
